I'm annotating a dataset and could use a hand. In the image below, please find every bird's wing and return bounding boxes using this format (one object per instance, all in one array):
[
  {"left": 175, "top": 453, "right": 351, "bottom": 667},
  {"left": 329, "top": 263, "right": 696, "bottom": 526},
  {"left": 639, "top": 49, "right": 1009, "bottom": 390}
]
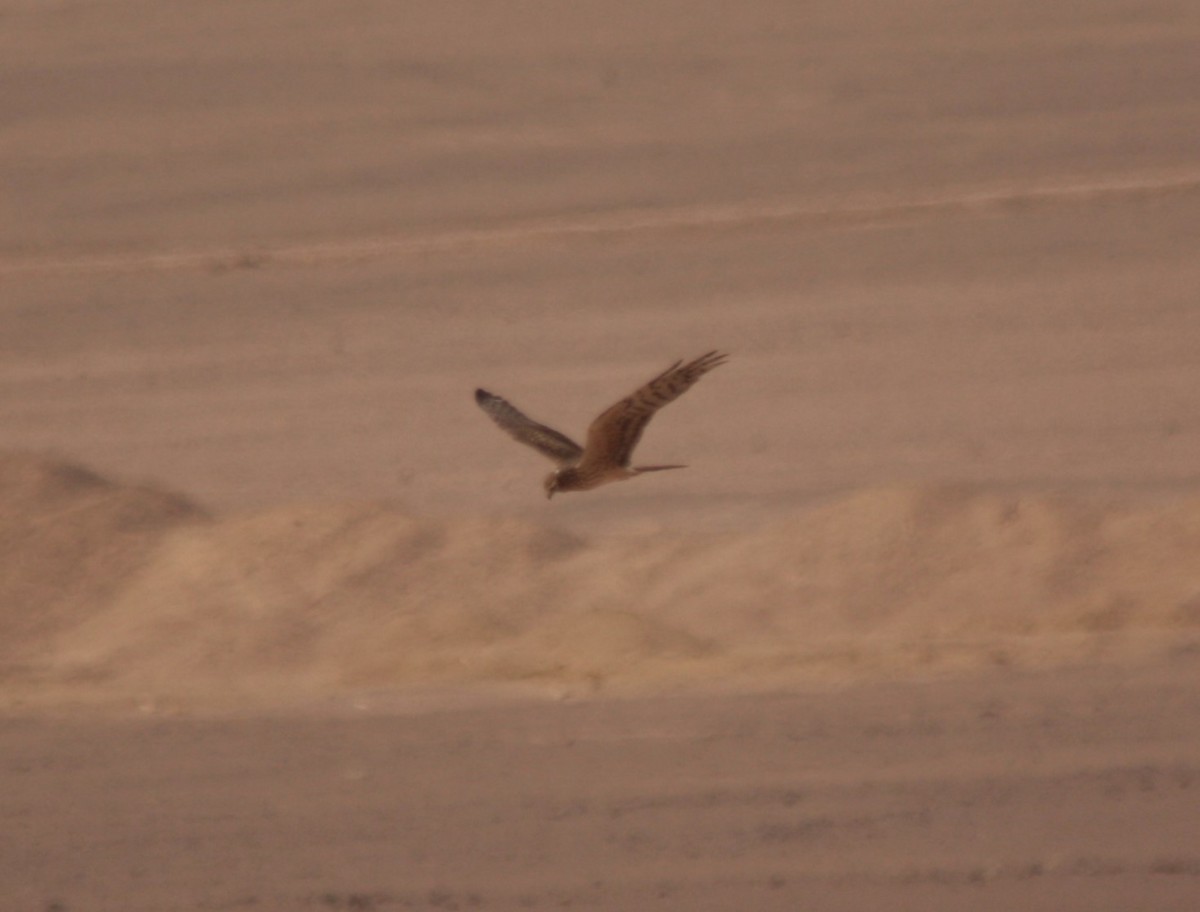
[
  {"left": 577, "top": 351, "right": 728, "bottom": 471},
  {"left": 475, "top": 389, "right": 585, "bottom": 466}
]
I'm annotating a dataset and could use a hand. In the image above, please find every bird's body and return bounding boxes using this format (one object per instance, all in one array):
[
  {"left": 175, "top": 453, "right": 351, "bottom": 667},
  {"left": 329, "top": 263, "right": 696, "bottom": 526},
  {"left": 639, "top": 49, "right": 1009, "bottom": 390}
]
[
  {"left": 542, "top": 461, "right": 683, "bottom": 496},
  {"left": 475, "top": 351, "right": 727, "bottom": 498}
]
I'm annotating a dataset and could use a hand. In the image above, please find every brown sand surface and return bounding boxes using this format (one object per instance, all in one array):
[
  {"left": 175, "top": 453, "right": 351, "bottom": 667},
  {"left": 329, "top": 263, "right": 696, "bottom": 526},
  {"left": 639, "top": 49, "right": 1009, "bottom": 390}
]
[
  {"left": 4, "top": 664, "right": 1200, "bottom": 911},
  {"left": 3, "top": 0, "right": 1200, "bottom": 908}
]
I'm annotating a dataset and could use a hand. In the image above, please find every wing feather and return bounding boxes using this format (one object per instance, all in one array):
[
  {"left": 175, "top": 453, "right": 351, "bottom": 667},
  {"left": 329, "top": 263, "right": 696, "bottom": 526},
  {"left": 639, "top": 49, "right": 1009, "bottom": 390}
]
[
  {"left": 578, "top": 351, "right": 728, "bottom": 470},
  {"left": 474, "top": 389, "right": 584, "bottom": 466}
]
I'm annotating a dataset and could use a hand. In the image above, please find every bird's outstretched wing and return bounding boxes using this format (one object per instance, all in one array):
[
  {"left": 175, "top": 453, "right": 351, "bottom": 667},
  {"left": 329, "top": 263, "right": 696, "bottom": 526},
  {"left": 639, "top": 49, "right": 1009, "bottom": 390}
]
[
  {"left": 474, "top": 389, "right": 585, "bottom": 466},
  {"left": 578, "top": 350, "right": 728, "bottom": 471}
]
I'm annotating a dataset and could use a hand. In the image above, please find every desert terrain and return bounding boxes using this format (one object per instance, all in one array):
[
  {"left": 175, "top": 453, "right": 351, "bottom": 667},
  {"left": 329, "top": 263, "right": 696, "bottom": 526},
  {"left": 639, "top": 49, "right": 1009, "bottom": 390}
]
[{"left": 2, "top": 0, "right": 1200, "bottom": 909}]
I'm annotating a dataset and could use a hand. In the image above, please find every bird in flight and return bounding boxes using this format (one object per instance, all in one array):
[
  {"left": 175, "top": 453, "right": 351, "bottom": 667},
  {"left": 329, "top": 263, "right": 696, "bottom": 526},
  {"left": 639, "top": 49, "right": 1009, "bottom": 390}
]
[{"left": 475, "top": 351, "right": 728, "bottom": 498}]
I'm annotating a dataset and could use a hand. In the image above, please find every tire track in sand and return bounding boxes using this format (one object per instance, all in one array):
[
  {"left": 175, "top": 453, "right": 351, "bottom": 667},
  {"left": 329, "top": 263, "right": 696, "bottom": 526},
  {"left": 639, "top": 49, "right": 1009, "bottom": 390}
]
[{"left": 4, "top": 170, "right": 1200, "bottom": 277}]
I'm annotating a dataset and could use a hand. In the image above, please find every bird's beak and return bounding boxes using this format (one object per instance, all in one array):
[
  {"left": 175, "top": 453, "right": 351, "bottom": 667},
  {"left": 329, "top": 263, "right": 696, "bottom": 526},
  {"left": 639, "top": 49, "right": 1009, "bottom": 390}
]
[{"left": 545, "top": 489, "right": 555, "bottom": 500}]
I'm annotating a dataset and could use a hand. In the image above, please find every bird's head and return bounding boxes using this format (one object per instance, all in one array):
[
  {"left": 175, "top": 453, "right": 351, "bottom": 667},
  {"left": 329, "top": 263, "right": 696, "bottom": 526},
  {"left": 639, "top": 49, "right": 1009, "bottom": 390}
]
[{"left": 543, "top": 471, "right": 560, "bottom": 499}]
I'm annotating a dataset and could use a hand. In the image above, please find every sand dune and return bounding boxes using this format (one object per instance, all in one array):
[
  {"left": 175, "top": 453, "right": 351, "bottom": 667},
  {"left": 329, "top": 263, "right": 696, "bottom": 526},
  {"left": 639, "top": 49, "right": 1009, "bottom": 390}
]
[
  {"left": 5, "top": 453, "right": 1197, "bottom": 707},
  {"left": 0, "top": 454, "right": 205, "bottom": 676}
]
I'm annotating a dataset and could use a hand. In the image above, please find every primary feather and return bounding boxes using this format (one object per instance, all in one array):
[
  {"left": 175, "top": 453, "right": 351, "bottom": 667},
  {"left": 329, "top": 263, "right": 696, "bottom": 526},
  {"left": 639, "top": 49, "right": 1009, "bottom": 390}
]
[{"left": 473, "top": 389, "right": 584, "bottom": 466}]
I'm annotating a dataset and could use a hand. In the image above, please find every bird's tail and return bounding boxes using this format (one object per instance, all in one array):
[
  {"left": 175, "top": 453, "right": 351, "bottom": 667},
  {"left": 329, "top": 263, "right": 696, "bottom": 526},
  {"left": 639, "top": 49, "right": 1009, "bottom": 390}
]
[{"left": 632, "top": 464, "right": 687, "bottom": 474}]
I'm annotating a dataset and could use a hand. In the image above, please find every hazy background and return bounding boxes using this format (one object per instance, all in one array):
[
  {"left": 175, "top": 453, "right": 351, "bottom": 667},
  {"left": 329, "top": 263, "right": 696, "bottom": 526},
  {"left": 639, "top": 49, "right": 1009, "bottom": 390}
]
[{"left": 4, "top": 0, "right": 1199, "bottom": 532}]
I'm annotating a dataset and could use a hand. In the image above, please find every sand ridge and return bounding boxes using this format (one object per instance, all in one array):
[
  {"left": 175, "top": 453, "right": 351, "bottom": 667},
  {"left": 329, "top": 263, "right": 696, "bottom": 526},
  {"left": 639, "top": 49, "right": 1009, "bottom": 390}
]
[
  {"left": 0, "top": 454, "right": 205, "bottom": 673},
  {"left": 5, "top": 168, "right": 1200, "bottom": 277},
  {"left": 5, "top": 453, "right": 1197, "bottom": 708}
]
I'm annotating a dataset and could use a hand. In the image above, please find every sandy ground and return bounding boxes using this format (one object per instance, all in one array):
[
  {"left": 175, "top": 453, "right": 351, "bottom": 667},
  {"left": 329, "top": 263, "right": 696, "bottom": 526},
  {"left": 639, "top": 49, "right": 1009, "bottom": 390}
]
[
  {"left": 4, "top": 662, "right": 1200, "bottom": 912},
  {"left": 3, "top": 0, "right": 1200, "bottom": 908}
]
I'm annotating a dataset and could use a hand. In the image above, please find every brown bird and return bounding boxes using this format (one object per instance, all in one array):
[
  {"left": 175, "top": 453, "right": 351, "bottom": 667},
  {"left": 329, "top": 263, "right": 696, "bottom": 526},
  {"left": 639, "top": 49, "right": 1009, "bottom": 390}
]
[{"left": 476, "top": 351, "right": 728, "bottom": 498}]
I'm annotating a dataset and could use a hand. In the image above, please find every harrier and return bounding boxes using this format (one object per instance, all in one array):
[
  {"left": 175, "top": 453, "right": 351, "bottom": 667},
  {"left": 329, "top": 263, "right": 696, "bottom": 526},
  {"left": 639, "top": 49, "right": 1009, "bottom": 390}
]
[{"left": 475, "top": 351, "right": 728, "bottom": 498}]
